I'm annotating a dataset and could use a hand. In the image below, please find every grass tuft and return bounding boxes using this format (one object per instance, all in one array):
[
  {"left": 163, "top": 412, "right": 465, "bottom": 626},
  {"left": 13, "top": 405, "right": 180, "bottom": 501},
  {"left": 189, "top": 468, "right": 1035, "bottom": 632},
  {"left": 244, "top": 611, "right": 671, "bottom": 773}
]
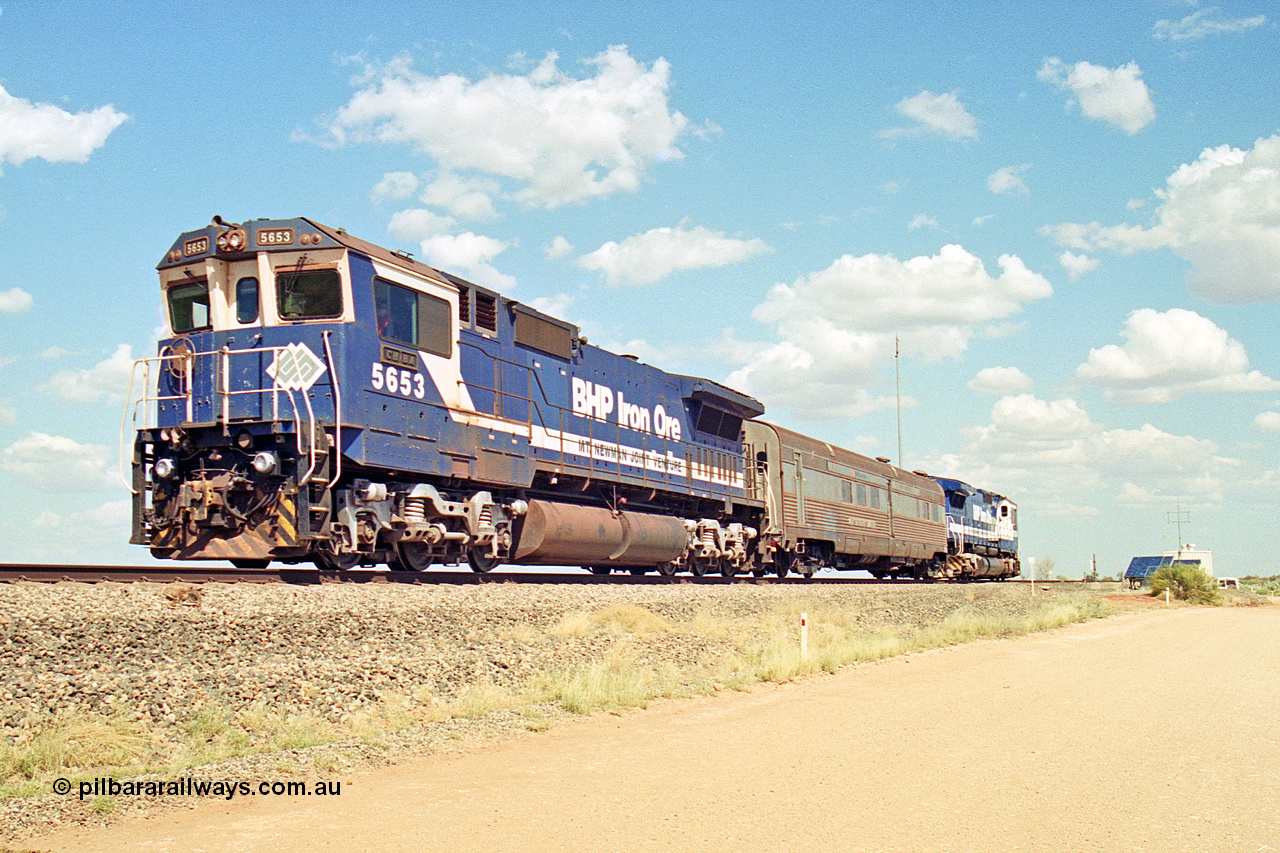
[
  {"left": 0, "top": 712, "right": 150, "bottom": 782},
  {"left": 552, "top": 604, "right": 673, "bottom": 638}
]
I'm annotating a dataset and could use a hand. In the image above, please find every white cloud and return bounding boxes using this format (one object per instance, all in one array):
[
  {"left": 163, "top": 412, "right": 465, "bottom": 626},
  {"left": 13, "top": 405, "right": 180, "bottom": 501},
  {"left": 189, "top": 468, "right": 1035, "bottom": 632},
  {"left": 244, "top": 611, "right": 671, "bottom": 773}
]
[
  {"left": 729, "top": 245, "right": 1052, "bottom": 419},
  {"left": 970, "top": 366, "right": 1034, "bottom": 394},
  {"left": 988, "top": 164, "right": 1031, "bottom": 195},
  {"left": 415, "top": 232, "right": 516, "bottom": 291},
  {"left": 1253, "top": 412, "right": 1280, "bottom": 432},
  {"left": 0, "top": 287, "right": 33, "bottom": 314},
  {"left": 370, "top": 171, "right": 420, "bottom": 202},
  {"left": 1037, "top": 58, "right": 1155, "bottom": 134},
  {"left": 544, "top": 236, "right": 574, "bottom": 260},
  {"left": 882, "top": 90, "right": 978, "bottom": 140},
  {"left": 320, "top": 46, "right": 690, "bottom": 209},
  {"left": 753, "top": 244, "right": 1052, "bottom": 335},
  {"left": 22, "top": 498, "right": 133, "bottom": 562},
  {"left": 527, "top": 293, "right": 576, "bottom": 319},
  {"left": 42, "top": 344, "right": 135, "bottom": 403},
  {"left": 0, "top": 432, "right": 119, "bottom": 492},
  {"left": 927, "top": 394, "right": 1231, "bottom": 512},
  {"left": 725, "top": 325, "right": 905, "bottom": 420},
  {"left": 0, "top": 85, "right": 128, "bottom": 172},
  {"left": 1076, "top": 308, "right": 1280, "bottom": 403},
  {"left": 419, "top": 172, "right": 500, "bottom": 221},
  {"left": 1152, "top": 8, "right": 1267, "bottom": 40},
  {"left": 1043, "top": 135, "right": 1280, "bottom": 303},
  {"left": 578, "top": 223, "right": 771, "bottom": 286},
  {"left": 908, "top": 213, "right": 939, "bottom": 230},
  {"left": 1058, "top": 250, "right": 1099, "bottom": 280},
  {"left": 387, "top": 208, "right": 458, "bottom": 242}
]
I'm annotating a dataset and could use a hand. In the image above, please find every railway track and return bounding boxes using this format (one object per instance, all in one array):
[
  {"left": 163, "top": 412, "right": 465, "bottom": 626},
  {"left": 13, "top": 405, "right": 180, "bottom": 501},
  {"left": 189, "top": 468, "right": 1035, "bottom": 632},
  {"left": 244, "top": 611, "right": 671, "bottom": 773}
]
[{"left": 0, "top": 563, "right": 1049, "bottom": 586}]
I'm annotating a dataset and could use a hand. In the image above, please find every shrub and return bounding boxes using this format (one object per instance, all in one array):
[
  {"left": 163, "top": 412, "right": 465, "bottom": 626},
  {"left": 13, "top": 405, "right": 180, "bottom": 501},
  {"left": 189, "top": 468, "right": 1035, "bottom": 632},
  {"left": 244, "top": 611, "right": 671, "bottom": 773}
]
[{"left": 1148, "top": 563, "right": 1222, "bottom": 605}]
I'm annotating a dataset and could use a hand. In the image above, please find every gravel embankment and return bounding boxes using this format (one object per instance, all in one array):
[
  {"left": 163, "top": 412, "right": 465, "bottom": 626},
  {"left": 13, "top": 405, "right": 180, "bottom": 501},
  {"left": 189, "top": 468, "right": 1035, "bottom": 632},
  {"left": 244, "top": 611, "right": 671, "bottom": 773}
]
[{"left": 2, "top": 578, "right": 1089, "bottom": 843}]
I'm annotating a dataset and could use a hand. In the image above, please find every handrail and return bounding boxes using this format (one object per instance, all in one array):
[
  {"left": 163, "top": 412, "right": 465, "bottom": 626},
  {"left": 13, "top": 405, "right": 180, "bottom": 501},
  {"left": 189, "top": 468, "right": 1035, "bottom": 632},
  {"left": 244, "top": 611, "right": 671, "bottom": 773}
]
[
  {"left": 323, "top": 330, "right": 342, "bottom": 488},
  {"left": 118, "top": 342, "right": 332, "bottom": 491}
]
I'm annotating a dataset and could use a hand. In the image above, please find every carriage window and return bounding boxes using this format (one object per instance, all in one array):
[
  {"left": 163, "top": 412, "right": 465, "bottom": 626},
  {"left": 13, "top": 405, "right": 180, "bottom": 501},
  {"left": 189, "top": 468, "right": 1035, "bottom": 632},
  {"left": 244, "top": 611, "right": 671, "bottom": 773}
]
[
  {"left": 374, "top": 278, "right": 452, "bottom": 358},
  {"left": 168, "top": 280, "right": 211, "bottom": 333},
  {"left": 278, "top": 269, "right": 342, "bottom": 320},
  {"left": 236, "top": 277, "right": 259, "bottom": 324}
]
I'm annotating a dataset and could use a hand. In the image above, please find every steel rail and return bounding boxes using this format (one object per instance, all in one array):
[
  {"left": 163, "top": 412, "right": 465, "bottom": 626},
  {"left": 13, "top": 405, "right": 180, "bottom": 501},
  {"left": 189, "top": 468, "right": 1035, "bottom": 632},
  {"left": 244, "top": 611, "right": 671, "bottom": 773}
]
[{"left": 0, "top": 563, "right": 1053, "bottom": 586}]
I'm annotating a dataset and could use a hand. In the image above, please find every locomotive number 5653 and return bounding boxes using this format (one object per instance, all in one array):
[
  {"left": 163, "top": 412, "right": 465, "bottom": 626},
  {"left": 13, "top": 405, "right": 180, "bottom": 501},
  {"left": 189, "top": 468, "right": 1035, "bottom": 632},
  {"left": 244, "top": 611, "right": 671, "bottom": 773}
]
[{"left": 371, "top": 363, "right": 426, "bottom": 399}]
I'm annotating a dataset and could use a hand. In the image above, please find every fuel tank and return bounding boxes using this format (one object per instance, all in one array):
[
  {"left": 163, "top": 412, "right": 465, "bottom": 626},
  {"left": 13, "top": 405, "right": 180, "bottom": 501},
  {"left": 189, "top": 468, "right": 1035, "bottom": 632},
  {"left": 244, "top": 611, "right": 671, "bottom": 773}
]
[{"left": 513, "top": 500, "right": 689, "bottom": 566}]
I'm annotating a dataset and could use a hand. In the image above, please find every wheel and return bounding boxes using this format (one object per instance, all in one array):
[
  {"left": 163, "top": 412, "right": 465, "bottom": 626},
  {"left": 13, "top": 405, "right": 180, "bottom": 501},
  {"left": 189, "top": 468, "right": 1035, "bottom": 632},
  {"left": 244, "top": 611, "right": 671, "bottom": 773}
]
[
  {"left": 313, "top": 548, "right": 360, "bottom": 570},
  {"left": 590, "top": 566, "right": 612, "bottom": 575},
  {"left": 467, "top": 547, "right": 500, "bottom": 574},
  {"left": 657, "top": 562, "right": 678, "bottom": 577},
  {"left": 774, "top": 553, "right": 793, "bottom": 579},
  {"left": 230, "top": 559, "right": 270, "bottom": 569},
  {"left": 395, "top": 542, "right": 433, "bottom": 572},
  {"left": 689, "top": 560, "right": 708, "bottom": 577},
  {"left": 752, "top": 568, "right": 767, "bottom": 578},
  {"left": 628, "top": 566, "right": 648, "bottom": 576},
  {"left": 718, "top": 560, "right": 739, "bottom": 578}
]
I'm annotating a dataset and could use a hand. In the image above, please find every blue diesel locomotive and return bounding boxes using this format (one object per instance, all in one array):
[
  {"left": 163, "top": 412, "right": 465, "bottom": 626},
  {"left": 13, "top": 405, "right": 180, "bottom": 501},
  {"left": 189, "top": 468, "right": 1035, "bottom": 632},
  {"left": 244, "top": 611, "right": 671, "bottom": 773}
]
[
  {"left": 933, "top": 478, "right": 1020, "bottom": 579},
  {"left": 124, "top": 216, "right": 1018, "bottom": 579}
]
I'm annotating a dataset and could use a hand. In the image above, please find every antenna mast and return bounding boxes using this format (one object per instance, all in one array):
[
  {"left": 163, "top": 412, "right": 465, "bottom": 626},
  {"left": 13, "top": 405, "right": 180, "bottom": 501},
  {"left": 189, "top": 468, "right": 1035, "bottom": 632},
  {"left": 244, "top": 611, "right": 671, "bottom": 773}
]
[{"left": 895, "top": 336, "right": 903, "bottom": 467}]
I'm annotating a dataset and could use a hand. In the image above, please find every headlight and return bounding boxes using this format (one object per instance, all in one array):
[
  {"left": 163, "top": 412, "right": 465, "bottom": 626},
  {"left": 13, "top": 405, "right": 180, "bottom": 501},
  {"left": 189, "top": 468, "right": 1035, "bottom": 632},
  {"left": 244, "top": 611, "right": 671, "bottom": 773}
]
[
  {"left": 251, "top": 451, "right": 279, "bottom": 474},
  {"left": 153, "top": 458, "right": 177, "bottom": 480},
  {"left": 216, "top": 229, "right": 248, "bottom": 253}
]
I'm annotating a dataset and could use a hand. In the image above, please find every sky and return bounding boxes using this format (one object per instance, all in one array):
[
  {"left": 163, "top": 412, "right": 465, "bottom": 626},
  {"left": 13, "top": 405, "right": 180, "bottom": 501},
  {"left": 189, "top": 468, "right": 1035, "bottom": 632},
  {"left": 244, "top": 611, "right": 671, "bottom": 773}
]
[{"left": 1, "top": 0, "right": 1278, "bottom": 578}]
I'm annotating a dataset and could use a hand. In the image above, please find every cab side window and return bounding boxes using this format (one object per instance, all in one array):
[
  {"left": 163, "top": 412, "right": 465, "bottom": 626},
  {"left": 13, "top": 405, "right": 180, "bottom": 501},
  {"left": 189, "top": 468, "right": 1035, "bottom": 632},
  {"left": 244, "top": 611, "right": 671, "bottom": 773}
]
[
  {"left": 374, "top": 278, "right": 451, "bottom": 358},
  {"left": 168, "top": 280, "right": 211, "bottom": 333}
]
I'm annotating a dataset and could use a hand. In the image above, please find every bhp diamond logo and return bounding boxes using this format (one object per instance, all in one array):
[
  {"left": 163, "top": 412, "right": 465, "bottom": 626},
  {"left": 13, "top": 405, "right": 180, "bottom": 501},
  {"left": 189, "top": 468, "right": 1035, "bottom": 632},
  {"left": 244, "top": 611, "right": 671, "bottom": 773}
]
[{"left": 267, "top": 343, "right": 327, "bottom": 391}]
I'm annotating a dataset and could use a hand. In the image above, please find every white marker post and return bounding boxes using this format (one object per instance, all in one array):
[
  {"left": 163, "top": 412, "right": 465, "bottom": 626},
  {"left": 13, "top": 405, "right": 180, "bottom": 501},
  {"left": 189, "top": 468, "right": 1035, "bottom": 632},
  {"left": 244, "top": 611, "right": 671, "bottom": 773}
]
[{"left": 800, "top": 612, "right": 809, "bottom": 660}]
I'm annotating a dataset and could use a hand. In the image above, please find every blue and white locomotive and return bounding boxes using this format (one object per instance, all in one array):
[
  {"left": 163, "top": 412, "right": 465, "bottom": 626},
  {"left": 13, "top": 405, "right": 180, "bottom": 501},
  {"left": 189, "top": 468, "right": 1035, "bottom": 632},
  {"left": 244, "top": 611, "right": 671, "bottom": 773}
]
[
  {"left": 932, "top": 478, "right": 1020, "bottom": 579},
  {"left": 125, "top": 216, "right": 764, "bottom": 574},
  {"left": 124, "top": 216, "right": 1018, "bottom": 580}
]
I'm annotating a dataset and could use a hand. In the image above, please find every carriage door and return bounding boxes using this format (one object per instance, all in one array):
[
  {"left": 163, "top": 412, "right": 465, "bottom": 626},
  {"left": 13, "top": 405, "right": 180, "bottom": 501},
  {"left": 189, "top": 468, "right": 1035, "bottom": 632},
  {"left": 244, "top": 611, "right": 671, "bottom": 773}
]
[
  {"left": 226, "top": 261, "right": 265, "bottom": 421},
  {"left": 793, "top": 451, "right": 805, "bottom": 527}
]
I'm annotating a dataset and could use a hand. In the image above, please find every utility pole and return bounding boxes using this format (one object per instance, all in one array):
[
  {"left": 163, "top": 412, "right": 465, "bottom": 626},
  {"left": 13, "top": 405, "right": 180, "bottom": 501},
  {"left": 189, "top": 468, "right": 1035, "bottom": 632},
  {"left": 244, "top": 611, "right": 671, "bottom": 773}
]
[{"left": 1167, "top": 503, "right": 1191, "bottom": 555}]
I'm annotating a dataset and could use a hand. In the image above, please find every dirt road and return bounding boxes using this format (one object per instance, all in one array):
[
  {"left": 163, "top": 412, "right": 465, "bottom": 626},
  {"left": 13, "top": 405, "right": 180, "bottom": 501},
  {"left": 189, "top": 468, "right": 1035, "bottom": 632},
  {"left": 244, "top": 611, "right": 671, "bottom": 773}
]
[{"left": 32, "top": 606, "right": 1280, "bottom": 852}]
